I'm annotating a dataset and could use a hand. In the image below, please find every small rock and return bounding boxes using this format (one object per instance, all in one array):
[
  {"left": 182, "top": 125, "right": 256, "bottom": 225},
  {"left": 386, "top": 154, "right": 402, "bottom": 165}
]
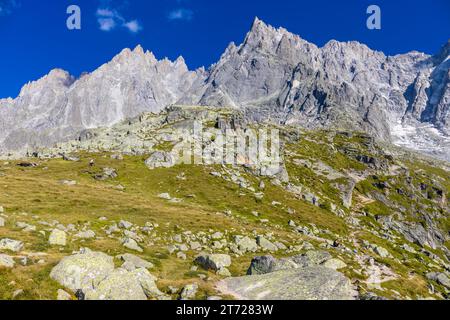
[
  {"left": 211, "top": 232, "right": 223, "bottom": 240},
  {"left": 57, "top": 289, "right": 72, "bottom": 300},
  {"left": 177, "top": 252, "right": 187, "bottom": 260},
  {"left": 195, "top": 253, "right": 232, "bottom": 271},
  {"left": 189, "top": 241, "right": 202, "bottom": 250},
  {"left": 0, "top": 238, "right": 24, "bottom": 252},
  {"left": 374, "top": 246, "right": 389, "bottom": 258},
  {"left": 122, "top": 238, "right": 143, "bottom": 252},
  {"left": 158, "top": 193, "right": 172, "bottom": 200},
  {"left": 117, "top": 253, "right": 153, "bottom": 270},
  {"left": 49, "top": 229, "right": 67, "bottom": 246},
  {"left": 0, "top": 254, "right": 15, "bottom": 268},
  {"left": 180, "top": 284, "right": 198, "bottom": 300},
  {"left": 75, "top": 230, "right": 96, "bottom": 239},
  {"left": 234, "top": 236, "right": 258, "bottom": 253},
  {"left": 118, "top": 220, "right": 133, "bottom": 229},
  {"left": 256, "top": 236, "right": 278, "bottom": 252}
]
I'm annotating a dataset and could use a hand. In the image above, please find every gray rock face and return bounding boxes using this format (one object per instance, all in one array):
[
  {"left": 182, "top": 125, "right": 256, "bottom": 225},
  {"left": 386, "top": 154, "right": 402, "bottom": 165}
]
[
  {"left": 181, "top": 18, "right": 449, "bottom": 160},
  {"left": 83, "top": 269, "right": 147, "bottom": 300},
  {"left": 0, "top": 19, "right": 448, "bottom": 160},
  {"left": 218, "top": 267, "right": 357, "bottom": 300},
  {"left": 0, "top": 47, "right": 205, "bottom": 155},
  {"left": 50, "top": 249, "right": 115, "bottom": 293},
  {"left": 50, "top": 249, "right": 165, "bottom": 300}
]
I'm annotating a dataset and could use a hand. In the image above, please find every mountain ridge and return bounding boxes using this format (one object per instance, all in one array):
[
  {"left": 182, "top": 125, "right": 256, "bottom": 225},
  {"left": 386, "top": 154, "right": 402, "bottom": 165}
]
[{"left": 0, "top": 17, "right": 449, "bottom": 160}]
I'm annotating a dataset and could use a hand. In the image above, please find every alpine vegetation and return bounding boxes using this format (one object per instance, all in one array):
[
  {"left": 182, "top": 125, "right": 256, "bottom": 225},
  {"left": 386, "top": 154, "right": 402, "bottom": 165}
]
[{"left": 0, "top": 18, "right": 448, "bottom": 301}]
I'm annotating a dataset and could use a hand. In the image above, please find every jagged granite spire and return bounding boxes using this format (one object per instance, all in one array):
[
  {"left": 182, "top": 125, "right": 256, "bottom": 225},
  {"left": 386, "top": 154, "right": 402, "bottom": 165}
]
[{"left": 0, "top": 19, "right": 449, "bottom": 160}]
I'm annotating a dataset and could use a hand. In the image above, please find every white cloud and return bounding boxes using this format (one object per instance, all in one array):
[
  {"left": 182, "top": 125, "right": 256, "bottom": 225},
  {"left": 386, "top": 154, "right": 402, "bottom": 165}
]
[
  {"left": 96, "top": 6, "right": 142, "bottom": 33},
  {"left": 168, "top": 8, "right": 194, "bottom": 21},
  {"left": 123, "top": 20, "right": 142, "bottom": 33},
  {"left": 96, "top": 8, "right": 115, "bottom": 18},
  {"left": 98, "top": 18, "right": 116, "bottom": 31}
]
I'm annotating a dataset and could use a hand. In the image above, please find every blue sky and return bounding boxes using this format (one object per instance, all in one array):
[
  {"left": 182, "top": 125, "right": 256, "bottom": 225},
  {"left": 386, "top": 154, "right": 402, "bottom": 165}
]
[{"left": 0, "top": 0, "right": 449, "bottom": 98}]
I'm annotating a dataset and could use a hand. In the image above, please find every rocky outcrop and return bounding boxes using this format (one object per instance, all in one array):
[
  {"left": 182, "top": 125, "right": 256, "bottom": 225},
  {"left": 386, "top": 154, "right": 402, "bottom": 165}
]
[
  {"left": 218, "top": 267, "right": 357, "bottom": 300},
  {"left": 50, "top": 248, "right": 166, "bottom": 300}
]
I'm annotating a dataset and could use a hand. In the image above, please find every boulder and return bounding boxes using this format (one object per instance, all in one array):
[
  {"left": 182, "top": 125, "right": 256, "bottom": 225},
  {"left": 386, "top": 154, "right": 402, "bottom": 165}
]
[
  {"left": 131, "top": 268, "right": 168, "bottom": 299},
  {"left": 118, "top": 220, "right": 133, "bottom": 229},
  {"left": 0, "top": 238, "right": 24, "bottom": 252},
  {"left": 195, "top": 253, "right": 232, "bottom": 271},
  {"left": 94, "top": 167, "right": 118, "bottom": 181},
  {"left": 374, "top": 246, "right": 389, "bottom": 258},
  {"left": 180, "top": 283, "right": 198, "bottom": 300},
  {"left": 0, "top": 254, "right": 15, "bottom": 268},
  {"left": 50, "top": 249, "right": 115, "bottom": 293},
  {"left": 158, "top": 193, "right": 172, "bottom": 200},
  {"left": 234, "top": 236, "right": 258, "bottom": 253},
  {"left": 145, "top": 151, "right": 176, "bottom": 170},
  {"left": 74, "top": 230, "right": 96, "bottom": 239},
  {"left": 256, "top": 236, "right": 278, "bottom": 252},
  {"left": 0, "top": 217, "right": 5, "bottom": 227},
  {"left": 291, "top": 250, "right": 332, "bottom": 267},
  {"left": 247, "top": 255, "right": 277, "bottom": 275},
  {"left": 84, "top": 269, "right": 147, "bottom": 300},
  {"left": 122, "top": 238, "right": 143, "bottom": 252},
  {"left": 218, "top": 267, "right": 357, "bottom": 300},
  {"left": 117, "top": 253, "right": 153, "bottom": 270},
  {"left": 49, "top": 229, "right": 67, "bottom": 246},
  {"left": 427, "top": 272, "right": 450, "bottom": 289}
]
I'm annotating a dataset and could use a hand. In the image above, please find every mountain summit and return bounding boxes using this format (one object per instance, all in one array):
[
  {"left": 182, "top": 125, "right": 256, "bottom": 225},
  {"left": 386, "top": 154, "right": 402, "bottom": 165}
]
[{"left": 0, "top": 18, "right": 449, "bottom": 160}]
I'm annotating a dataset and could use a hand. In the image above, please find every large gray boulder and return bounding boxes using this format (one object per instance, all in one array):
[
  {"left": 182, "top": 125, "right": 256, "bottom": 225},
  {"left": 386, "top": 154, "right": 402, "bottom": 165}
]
[
  {"left": 50, "top": 249, "right": 115, "bottom": 292},
  {"left": 218, "top": 267, "right": 357, "bottom": 300},
  {"left": 247, "top": 255, "right": 278, "bottom": 275},
  {"left": 84, "top": 269, "right": 147, "bottom": 300},
  {"left": 50, "top": 249, "right": 166, "bottom": 300}
]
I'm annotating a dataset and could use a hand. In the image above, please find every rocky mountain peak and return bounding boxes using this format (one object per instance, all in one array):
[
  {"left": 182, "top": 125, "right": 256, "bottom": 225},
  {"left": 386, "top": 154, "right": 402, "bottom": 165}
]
[
  {"left": 433, "top": 39, "right": 450, "bottom": 65},
  {"left": 0, "top": 18, "right": 448, "bottom": 161}
]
